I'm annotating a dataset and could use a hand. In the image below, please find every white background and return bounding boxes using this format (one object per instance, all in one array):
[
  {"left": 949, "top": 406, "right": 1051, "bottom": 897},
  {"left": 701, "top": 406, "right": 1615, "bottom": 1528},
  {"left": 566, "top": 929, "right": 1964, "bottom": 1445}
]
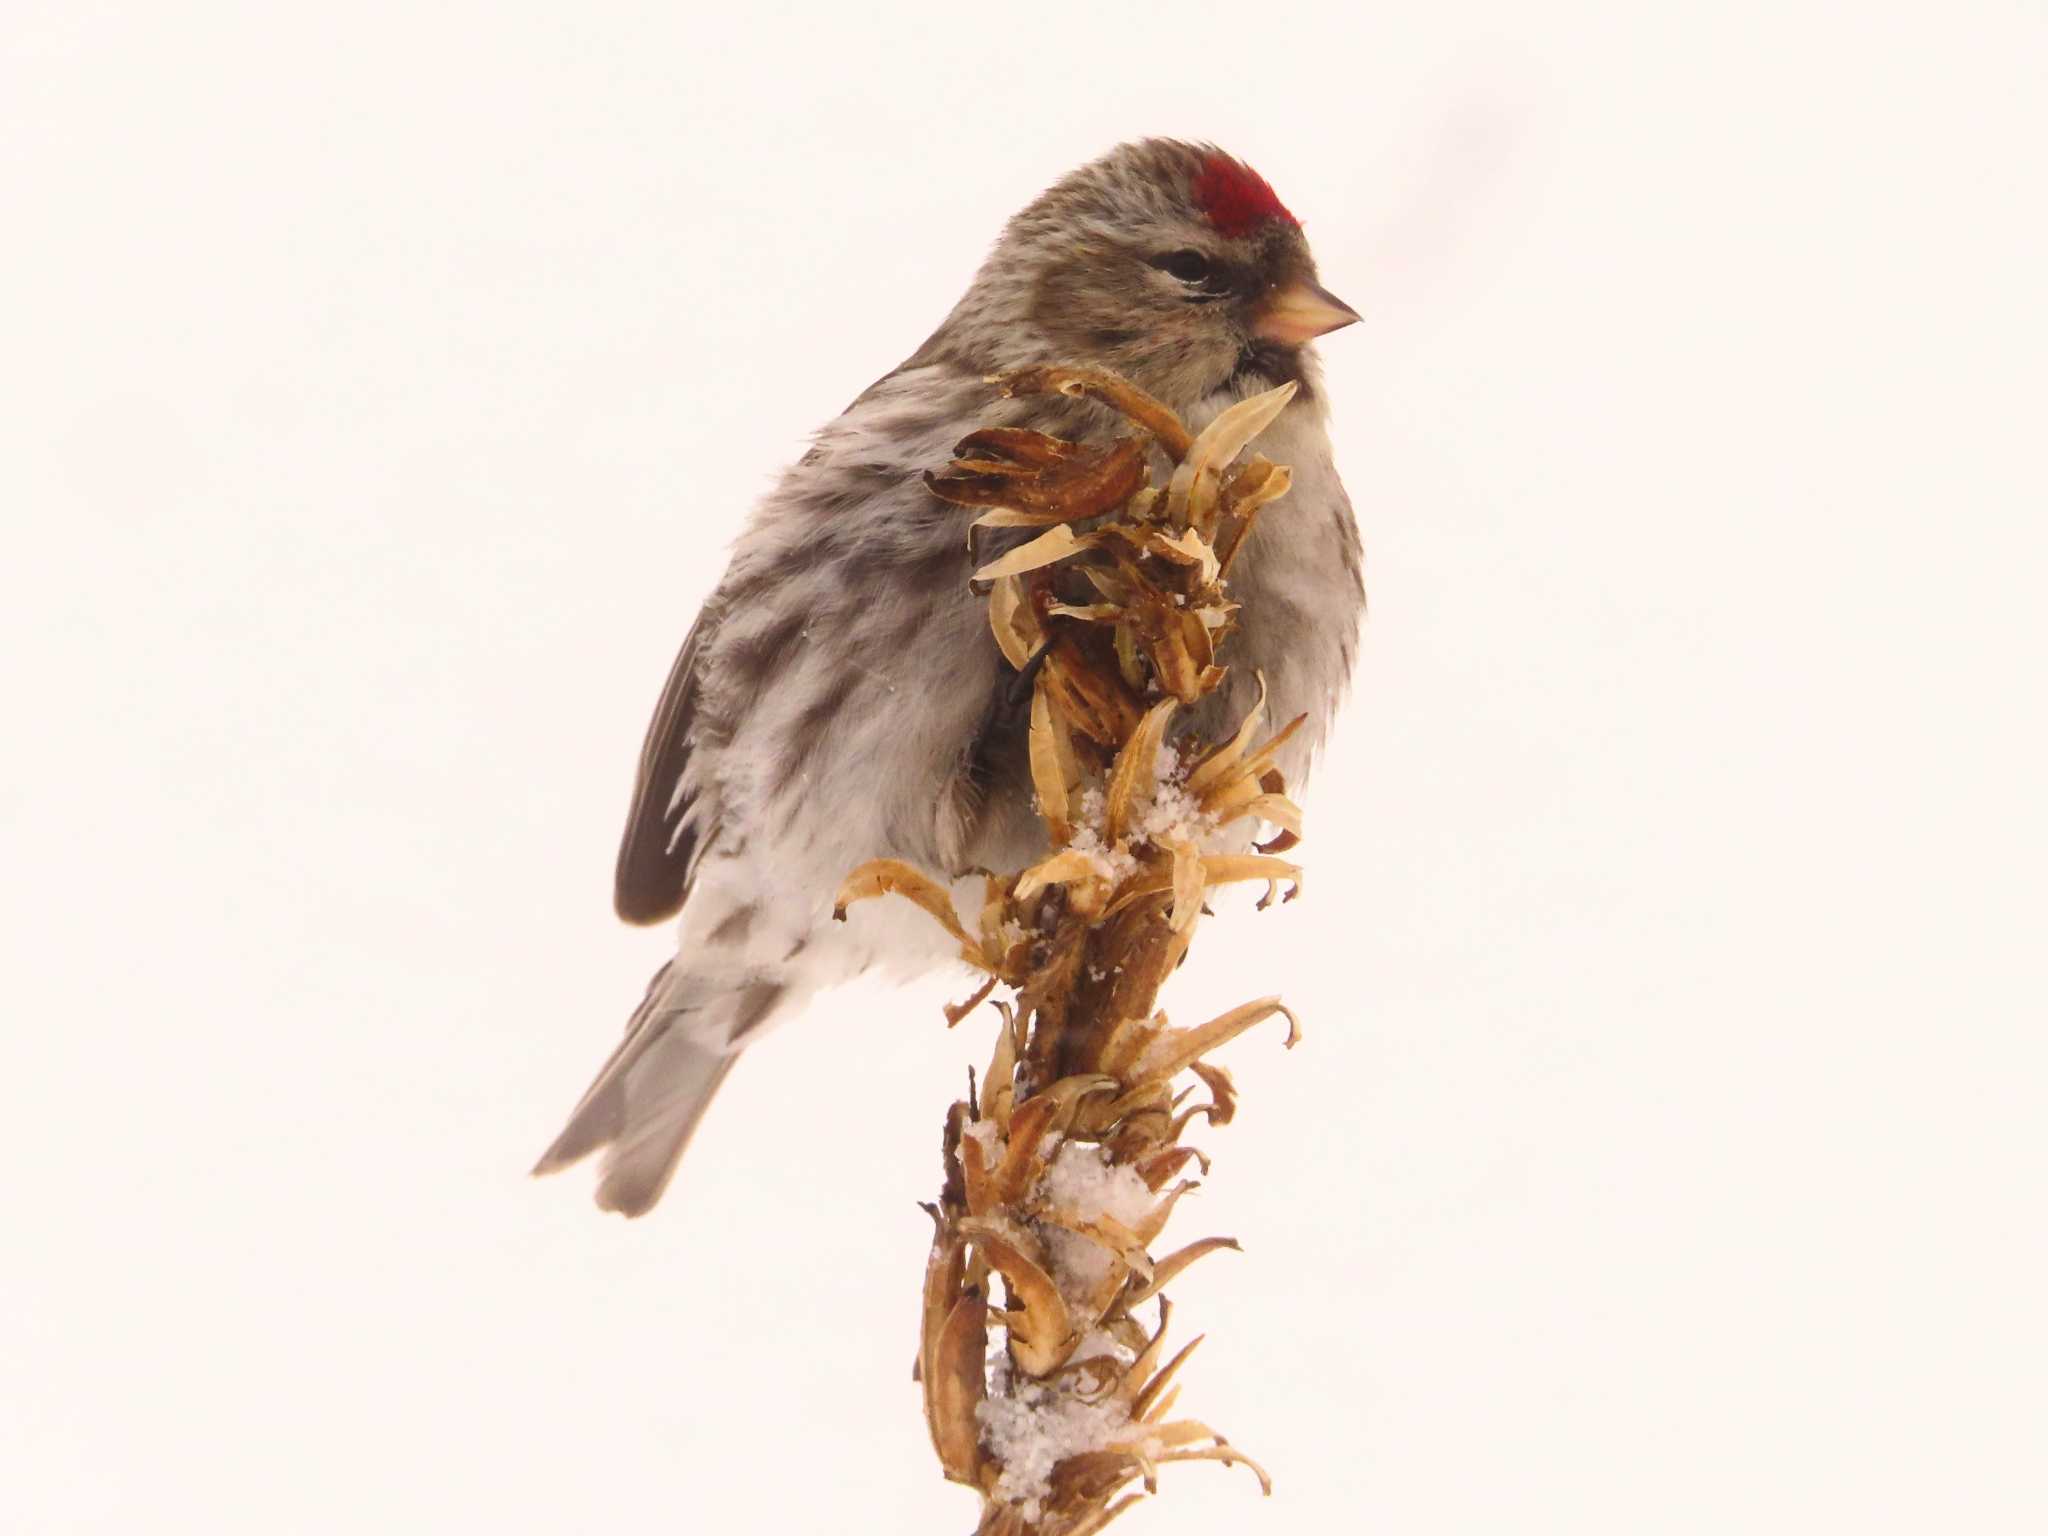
[{"left": 5, "top": 2, "right": 2043, "bottom": 1531}]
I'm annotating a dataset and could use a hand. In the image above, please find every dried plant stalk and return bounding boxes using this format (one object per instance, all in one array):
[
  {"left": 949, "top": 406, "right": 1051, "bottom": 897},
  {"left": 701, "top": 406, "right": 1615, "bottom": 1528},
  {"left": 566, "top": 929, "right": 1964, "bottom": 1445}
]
[{"left": 837, "top": 366, "right": 1308, "bottom": 1535}]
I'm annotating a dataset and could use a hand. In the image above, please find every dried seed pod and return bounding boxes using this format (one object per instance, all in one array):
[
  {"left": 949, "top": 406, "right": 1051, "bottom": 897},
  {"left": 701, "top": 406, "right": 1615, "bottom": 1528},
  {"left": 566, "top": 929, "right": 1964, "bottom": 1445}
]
[
  {"left": 988, "top": 576, "right": 1044, "bottom": 670},
  {"left": 974, "top": 525, "right": 1104, "bottom": 582},
  {"left": 1102, "top": 701, "right": 1175, "bottom": 843},
  {"left": 1029, "top": 683, "right": 1084, "bottom": 846},
  {"left": 929, "top": 434, "right": 1149, "bottom": 524},
  {"left": 838, "top": 367, "right": 1311, "bottom": 1535},
  {"left": 994, "top": 365, "right": 1196, "bottom": 461},
  {"left": 960, "top": 1217, "right": 1075, "bottom": 1377},
  {"left": 1163, "top": 382, "right": 1298, "bottom": 529}
]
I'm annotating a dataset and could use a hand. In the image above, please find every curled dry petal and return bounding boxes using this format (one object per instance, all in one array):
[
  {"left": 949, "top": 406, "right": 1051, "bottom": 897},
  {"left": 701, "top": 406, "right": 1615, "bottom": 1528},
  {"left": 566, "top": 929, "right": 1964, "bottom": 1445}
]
[
  {"left": 1163, "top": 381, "right": 1298, "bottom": 529},
  {"left": 982, "top": 1008, "right": 1020, "bottom": 1133},
  {"left": 1094, "top": 1011, "right": 1165, "bottom": 1080},
  {"left": 1042, "top": 602, "right": 1123, "bottom": 624},
  {"left": 922, "top": 1217, "right": 968, "bottom": 1384},
  {"left": 1167, "top": 837, "right": 1207, "bottom": 932},
  {"left": 1236, "top": 792, "right": 1303, "bottom": 839},
  {"left": 1087, "top": 1085, "right": 1175, "bottom": 1147},
  {"left": 1043, "top": 641, "right": 1144, "bottom": 748},
  {"left": 930, "top": 436, "right": 1147, "bottom": 524},
  {"left": 1122, "top": 1236, "right": 1241, "bottom": 1309},
  {"left": 1184, "top": 674, "right": 1270, "bottom": 799},
  {"left": 1195, "top": 716, "right": 1310, "bottom": 827},
  {"left": 972, "top": 507, "right": 1077, "bottom": 529},
  {"left": 1114, "top": 1297, "right": 1177, "bottom": 1408},
  {"left": 833, "top": 859, "right": 984, "bottom": 966},
  {"left": 1029, "top": 681, "right": 1082, "bottom": 845},
  {"left": 1134, "top": 997, "right": 1302, "bottom": 1088},
  {"left": 1132, "top": 1143, "right": 1207, "bottom": 1190},
  {"left": 959, "top": 1217, "right": 1074, "bottom": 1376},
  {"left": 1093, "top": 866, "right": 1177, "bottom": 924},
  {"left": 1079, "top": 564, "right": 1138, "bottom": 606},
  {"left": 1255, "top": 825, "right": 1301, "bottom": 856},
  {"left": 1029, "top": 1072, "right": 1125, "bottom": 1123},
  {"left": 1198, "top": 853, "right": 1303, "bottom": 906},
  {"left": 959, "top": 1124, "right": 996, "bottom": 1216},
  {"left": 1131, "top": 1334, "right": 1204, "bottom": 1422},
  {"left": 938, "top": 1106, "right": 972, "bottom": 1212},
  {"left": 1199, "top": 769, "right": 1271, "bottom": 826},
  {"left": 1039, "top": 436, "right": 1147, "bottom": 512},
  {"left": 1221, "top": 455, "right": 1284, "bottom": 513},
  {"left": 1183, "top": 1060, "right": 1238, "bottom": 1130},
  {"left": 974, "top": 524, "right": 1100, "bottom": 582},
  {"left": 994, "top": 365, "right": 1195, "bottom": 461},
  {"left": 1113, "top": 623, "right": 1145, "bottom": 692},
  {"left": 1117, "top": 1424, "right": 1273, "bottom": 1496},
  {"left": 1044, "top": 1455, "right": 1154, "bottom": 1529},
  {"left": 951, "top": 425, "right": 1082, "bottom": 467},
  {"left": 1014, "top": 848, "right": 1115, "bottom": 913},
  {"left": 987, "top": 575, "right": 1042, "bottom": 670},
  {"left": 927, "top": 1293, "right": 990, "bottom": 1485},
  {"left": 1053, "top": 1353, "right": 1126, "bottom": 1403},
  {"left": 1102, "top": 1315, "right": 1150, "bottom": 1358},
  {"left": 1249, "top": 766, "right": 1302, "bottom": 853},
  {"left": 1230, "top": 713, "right": 1308, "bottom": 787},
  {"left": 1215, "top": 459, "right": 1294, "bottom": 574},
  {"left": 1124, "top": 602, "right": 1202, "bottom": 704},
  {"left": 983, "top": 1075, "right": 1117, "bottom": 1208},
  {"left": 1102, "top": 699, "right": 1176, "bottom": 843},
  {"left": 1143, "top": 1387, "right": 1182, "bottom": 1428},
  {"left": 983, "top": 1096, "right": 1057, "bottom": 1207},
  {"left": 944, "top": 975, "right": 999, "bottom": 1029},
  {"left": 1145, "top": 527, "right": 1221, "bottom": 586},
  {"left": 1038, "top": 1206, "right": 1153, "bottom": 1285},
  {"left": 1136, "top": 1181, "right": 1201, "bottom": 1249},
  {"left": 1176, "top": 606, "right": 1218, "bottom": 683}
]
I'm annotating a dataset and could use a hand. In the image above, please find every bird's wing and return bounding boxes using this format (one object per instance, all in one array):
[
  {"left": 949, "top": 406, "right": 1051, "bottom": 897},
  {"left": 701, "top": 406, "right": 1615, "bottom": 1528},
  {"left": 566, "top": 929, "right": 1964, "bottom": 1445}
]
[{"left": 613, "top": 608, "right": 718, "bottom": 925}]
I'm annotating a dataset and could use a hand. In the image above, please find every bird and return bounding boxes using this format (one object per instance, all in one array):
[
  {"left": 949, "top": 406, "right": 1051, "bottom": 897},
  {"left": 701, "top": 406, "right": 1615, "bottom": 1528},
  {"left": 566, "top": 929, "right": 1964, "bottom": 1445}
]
[{"left": 534, "top": 139, "right": 1365, "bottom": 1217}]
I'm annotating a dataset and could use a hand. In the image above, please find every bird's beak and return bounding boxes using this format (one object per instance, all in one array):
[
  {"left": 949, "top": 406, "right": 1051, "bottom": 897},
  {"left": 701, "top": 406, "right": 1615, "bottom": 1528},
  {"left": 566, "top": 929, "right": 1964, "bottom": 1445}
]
[{"left": 1252, "top": 280, "right": 1361, "bottom": 345}]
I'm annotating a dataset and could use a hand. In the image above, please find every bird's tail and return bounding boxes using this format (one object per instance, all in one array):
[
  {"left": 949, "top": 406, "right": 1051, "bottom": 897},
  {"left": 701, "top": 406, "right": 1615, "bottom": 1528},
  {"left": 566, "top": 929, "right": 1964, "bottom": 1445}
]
[{"left": 532, "top": 962, "right": 785, "bottom": 1217}]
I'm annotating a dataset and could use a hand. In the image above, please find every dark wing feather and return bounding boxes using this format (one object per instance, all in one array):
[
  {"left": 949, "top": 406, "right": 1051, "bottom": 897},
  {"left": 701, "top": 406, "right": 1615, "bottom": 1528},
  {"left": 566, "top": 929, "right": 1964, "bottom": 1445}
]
[{"left": 613, "top": 612, "right": 715, "bottom": 925}]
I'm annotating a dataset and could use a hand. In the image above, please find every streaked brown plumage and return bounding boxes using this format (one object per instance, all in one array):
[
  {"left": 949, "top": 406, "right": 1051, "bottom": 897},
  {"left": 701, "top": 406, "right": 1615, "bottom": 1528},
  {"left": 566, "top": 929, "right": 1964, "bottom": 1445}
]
[{"left": 536, "top": 139, "right": 1364, "bottom": 1216}]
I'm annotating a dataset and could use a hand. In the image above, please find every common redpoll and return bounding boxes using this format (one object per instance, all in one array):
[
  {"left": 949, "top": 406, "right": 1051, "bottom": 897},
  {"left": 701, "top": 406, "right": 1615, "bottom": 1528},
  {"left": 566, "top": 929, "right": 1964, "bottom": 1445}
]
[{"left": 534, "top": 139, "right": 1364, "bottom": 1215}]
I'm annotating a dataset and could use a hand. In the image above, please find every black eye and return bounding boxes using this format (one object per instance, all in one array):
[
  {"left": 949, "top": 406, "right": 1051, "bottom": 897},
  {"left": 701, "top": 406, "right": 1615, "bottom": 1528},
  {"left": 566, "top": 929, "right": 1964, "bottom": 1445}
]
[{"left": 1152, "top": 249, "right": 1213, "bottom": 284}]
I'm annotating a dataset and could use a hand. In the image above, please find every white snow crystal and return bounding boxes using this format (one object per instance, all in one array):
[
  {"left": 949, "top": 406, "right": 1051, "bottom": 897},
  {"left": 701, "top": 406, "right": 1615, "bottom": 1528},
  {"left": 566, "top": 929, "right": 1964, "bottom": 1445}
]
[
  {"left": 1039, "top": 1140, "right": 1159, "bottom": 1229},
  {"left": 1135, "top": 762, "right": 1217, "bottom": 849},
  {"left": 1066, "top": 821, "right": 1139, "bottom": 884},
  {"left": 1040, "top": 1223, "right": 1116, "bottom": 1305},
  {"left": 978, "top": 1365, "right": 1132, "bottom": 1521},
  {"left": 960, "top": 1117, "right": 1005, "bottom": 1164},
  {"left": 1075, "top": 1326, "right": 1134, "bottom": 1363}
]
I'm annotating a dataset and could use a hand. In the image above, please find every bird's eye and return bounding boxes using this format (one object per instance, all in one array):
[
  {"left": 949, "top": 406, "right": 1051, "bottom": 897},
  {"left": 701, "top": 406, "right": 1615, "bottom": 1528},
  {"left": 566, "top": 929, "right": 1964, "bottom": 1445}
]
[{"left": 1152, "top": 249, "right": 1214, "bottom": 284}]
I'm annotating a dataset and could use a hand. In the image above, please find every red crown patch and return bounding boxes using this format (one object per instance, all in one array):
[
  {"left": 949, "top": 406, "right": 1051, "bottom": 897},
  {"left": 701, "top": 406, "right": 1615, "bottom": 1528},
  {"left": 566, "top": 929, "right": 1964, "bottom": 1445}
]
[{"left": 1191, "top": 153, "right": 1298, "bottom": 237}]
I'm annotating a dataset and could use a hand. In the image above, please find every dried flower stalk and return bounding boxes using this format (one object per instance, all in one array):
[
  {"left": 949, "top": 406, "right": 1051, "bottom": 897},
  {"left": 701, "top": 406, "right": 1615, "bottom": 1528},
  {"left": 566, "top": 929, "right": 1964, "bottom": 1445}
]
[{"left": 836, "top": 366, "right": 1307, "bottom": 1535}]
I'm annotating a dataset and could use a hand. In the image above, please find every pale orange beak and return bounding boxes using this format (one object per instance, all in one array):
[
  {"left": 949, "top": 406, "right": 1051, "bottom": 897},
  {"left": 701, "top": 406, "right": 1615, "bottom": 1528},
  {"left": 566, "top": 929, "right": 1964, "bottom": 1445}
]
[{"left": 1252, "top": 279, "right": 1361, "bottom": 345}]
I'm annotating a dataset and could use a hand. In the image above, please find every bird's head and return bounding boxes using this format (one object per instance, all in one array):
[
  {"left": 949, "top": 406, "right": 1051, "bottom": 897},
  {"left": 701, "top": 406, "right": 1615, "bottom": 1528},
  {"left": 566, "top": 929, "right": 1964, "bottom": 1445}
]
[{"left": 921, "top": 139, "right": 1358, "bottom": 412}]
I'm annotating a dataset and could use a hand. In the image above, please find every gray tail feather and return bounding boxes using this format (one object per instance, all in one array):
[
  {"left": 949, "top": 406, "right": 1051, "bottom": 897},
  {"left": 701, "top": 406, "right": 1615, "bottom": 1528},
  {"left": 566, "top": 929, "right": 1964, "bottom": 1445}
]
[{"left": 533, "top": 962, "right": 776, "bottom": 1217}]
